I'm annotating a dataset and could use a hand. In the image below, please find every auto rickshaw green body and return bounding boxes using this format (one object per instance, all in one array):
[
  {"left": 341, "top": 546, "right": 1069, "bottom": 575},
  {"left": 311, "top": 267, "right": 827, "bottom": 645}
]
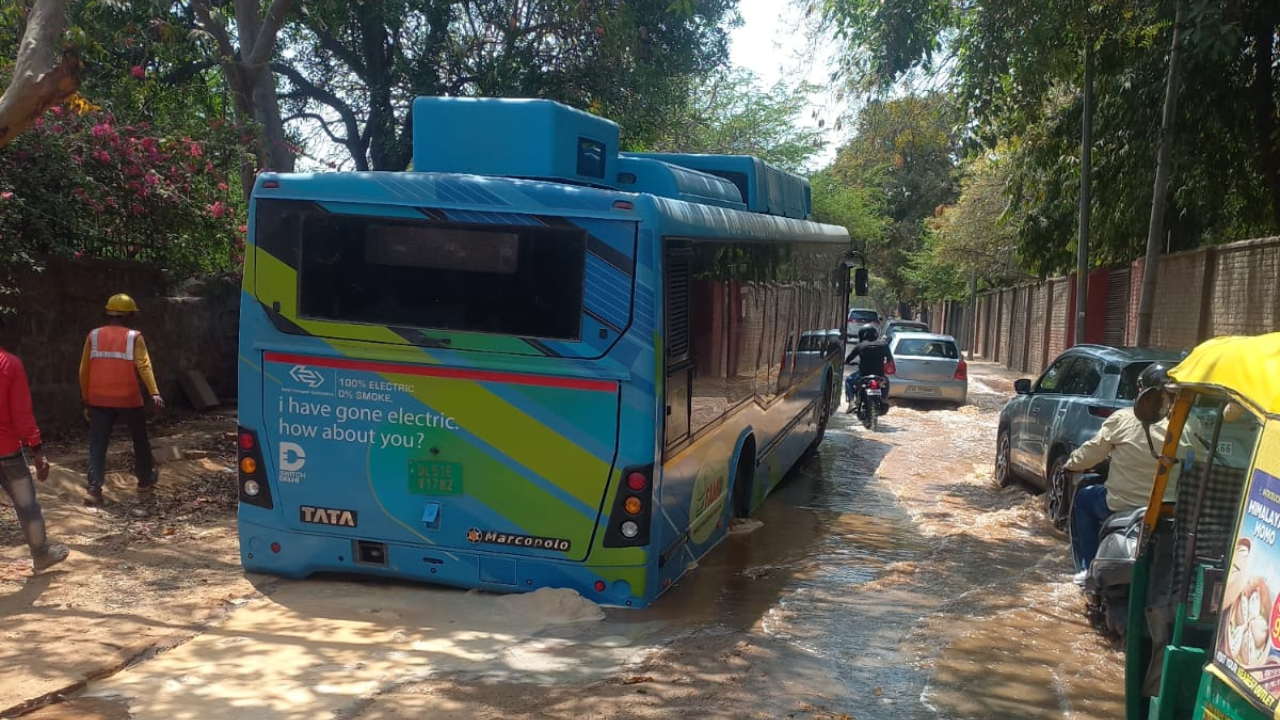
[{"left": 1125, "top": 333, "right": 1280, "bottom": 720}]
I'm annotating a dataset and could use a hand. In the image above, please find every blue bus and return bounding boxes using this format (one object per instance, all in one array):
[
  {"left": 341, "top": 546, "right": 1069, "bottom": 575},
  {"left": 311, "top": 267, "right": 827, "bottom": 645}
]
[{"left": 235, "top": 97, "right": 862, "bottom": 608}]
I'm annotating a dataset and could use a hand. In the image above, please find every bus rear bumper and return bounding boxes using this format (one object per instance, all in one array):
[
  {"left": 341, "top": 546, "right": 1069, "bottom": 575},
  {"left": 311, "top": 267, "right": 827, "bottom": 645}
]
[{"left": 238, "top": 519, "right": 650, "bottom": 608}]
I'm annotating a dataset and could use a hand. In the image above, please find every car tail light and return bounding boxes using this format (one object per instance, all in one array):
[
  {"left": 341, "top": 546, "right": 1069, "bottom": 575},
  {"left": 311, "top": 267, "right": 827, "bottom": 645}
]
[
  {"left": 885, "top": 360, "right": 897, "bottom": 376},
  {"left": 237, "top": 425, "right": 273, "bottom": 509},
  {"left": 604, "top": 465, "right": 652, "bottom": 548},
  {"left": 1088, "top": 406, "right": 1115, "bottom": 418},
  {"left": 955, "top": 359, "right": 968, "bottom": 381}
]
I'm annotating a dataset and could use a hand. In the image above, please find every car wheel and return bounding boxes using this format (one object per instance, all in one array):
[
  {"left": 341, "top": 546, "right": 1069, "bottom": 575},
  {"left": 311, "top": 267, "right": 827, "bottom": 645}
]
[
  {"left": 995, "top": 427, "right": 1014, "bottom": 488},
  {"left": 1045, "top": 454, "right": 1071, "bottom": 531}
]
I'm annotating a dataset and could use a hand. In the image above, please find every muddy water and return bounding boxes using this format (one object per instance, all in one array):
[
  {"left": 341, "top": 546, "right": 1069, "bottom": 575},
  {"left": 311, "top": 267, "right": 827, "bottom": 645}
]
[{"left": 615, "top": 364, "right": 1128, "bottom": 719}]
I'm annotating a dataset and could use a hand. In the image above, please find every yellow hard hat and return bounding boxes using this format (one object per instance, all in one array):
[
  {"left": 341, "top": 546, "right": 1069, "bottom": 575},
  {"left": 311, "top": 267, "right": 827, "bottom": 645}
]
[{"left": 105, "top": 293, "right": 139, "bottom": 315}]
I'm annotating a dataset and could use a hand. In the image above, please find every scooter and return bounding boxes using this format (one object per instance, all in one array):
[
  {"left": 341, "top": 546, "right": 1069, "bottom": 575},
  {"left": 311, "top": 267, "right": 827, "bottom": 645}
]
[
  {"left": 1068, "top": 469, "right": 1144, "bottom": 638},
  {"left": 851, "top": 375, "right": 890, "bottom": 431}
]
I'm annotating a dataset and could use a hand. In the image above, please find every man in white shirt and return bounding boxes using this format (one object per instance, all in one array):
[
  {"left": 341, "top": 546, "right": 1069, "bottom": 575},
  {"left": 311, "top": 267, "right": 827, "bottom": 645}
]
[{"left": 1066, "top": 362, "right": 1178, "bottom": 583}]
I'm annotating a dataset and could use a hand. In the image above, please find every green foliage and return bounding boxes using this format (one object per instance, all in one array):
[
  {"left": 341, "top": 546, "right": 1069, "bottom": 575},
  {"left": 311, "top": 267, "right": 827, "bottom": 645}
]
[
  {"left": 810, "top": 169, "right": 886, "bottom": 245},
  {"left": 821, "top": 0, "right": 1280, "bottom": 277},
  {"left": 905, "top": 150, "right": 1028, "bottom": 302},
  {"left": 822, "top": 93, "right": 960, "bottom": 306},
  {"left": 0, "top": 105, "right": 244, "bottom": 277},
  {"left": 632, "top": 68, "right": 826, "bottom": 173},
  {"left": 0, "top": 0, "right": 248, "bottom": 297},
  {"left": 280, "top": 0, "right": 736, "bottom": 170}
]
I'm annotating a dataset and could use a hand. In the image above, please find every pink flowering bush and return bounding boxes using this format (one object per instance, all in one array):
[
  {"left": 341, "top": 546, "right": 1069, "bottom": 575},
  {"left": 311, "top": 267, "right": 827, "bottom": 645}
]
[{"left": 0, "top": 105, "right": 246, "bottom": 278}]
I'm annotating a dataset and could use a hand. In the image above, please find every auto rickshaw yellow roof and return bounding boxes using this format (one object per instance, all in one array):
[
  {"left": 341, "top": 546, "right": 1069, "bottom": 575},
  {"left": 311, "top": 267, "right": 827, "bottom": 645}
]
[{"left": 1167, "top": 332, "right": 1280, "bottom": 416}]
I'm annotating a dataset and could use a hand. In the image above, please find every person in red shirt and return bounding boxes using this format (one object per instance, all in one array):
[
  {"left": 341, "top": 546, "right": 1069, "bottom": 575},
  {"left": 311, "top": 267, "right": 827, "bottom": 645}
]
[{"left": 0, "top": 324, "right": 70, "bottom": 572}]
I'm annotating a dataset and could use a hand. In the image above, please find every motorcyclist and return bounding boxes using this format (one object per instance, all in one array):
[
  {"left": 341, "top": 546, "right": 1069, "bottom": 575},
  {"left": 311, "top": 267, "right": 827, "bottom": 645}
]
[
  {"left": 844, "top": 325, "right": 893, "bottom": 413},
  {"left": 1064, "top": 362, "right": 1180, "bottom": 584}
]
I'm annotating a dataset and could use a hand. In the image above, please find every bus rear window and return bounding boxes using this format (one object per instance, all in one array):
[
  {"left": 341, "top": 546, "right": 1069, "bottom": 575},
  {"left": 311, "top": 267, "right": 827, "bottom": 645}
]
[{"left": 297, "top": 213, "right": 586, "bottom": 340}]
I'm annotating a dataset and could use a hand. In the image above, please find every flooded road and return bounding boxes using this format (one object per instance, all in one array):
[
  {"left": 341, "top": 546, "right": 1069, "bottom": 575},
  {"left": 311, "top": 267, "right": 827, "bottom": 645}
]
[
  {"left": 356, "top": 361, "right": 1128, "bottom": 719},
  {"left": 32, "top": 362, "right": 1126, "bottom": 720}
]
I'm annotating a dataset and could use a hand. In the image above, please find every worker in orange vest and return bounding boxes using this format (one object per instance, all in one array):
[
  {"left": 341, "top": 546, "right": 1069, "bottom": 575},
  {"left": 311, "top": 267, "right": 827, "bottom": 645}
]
[{"left": 79, "top": 294, "right": 165, "bottom": 506}]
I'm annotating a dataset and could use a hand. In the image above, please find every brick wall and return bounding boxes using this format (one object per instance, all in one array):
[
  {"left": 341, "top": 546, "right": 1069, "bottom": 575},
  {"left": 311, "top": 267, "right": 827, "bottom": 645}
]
[
  {"left": 941, "top": 235, "right": 1280, "bottom": 372},
  {"left": 1, "top": 258, "right": 240, "bottom": 430},
  {"left": 1027, "top": 283, "right": 1048, "bottom": 375},
  {"left": 1210, "top": 238, "right": 1280, "bottom": 337},
  {"left": 1047, "top": 278, "right": 1070, "bottom": 362}
]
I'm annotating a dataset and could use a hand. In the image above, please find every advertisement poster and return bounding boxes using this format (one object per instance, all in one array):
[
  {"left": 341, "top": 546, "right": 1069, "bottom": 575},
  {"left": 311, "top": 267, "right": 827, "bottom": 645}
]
[{"left": 1213, "top": 466, "right": 1280, "bottom": 713}]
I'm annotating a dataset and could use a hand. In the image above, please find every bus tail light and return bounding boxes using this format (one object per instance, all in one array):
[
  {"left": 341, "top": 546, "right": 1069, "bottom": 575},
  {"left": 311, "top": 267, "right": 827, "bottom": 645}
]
[
  {"left": 604, "top": 464, "right": 652, "bottom": 548},
  {"left": 237, "top": 425, "right": 274, "bottom": 509}
]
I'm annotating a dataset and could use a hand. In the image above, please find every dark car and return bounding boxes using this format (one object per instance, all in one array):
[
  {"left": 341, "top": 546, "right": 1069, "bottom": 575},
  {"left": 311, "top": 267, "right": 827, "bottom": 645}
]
[
  {"left": 884, "top": 319, "right": 930, "bottom": 341},
  {"left": 994, "top": 344, "right": 1186, "bottom": 528}
]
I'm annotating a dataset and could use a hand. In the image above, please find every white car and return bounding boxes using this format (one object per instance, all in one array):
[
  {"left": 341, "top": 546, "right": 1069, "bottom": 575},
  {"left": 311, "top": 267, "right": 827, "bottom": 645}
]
[
  {"left": 847, "top": 308, "right": 882, "bottom": 337},
  {"left": 887, "top": 332, "right": 967, "bottom": 405}
]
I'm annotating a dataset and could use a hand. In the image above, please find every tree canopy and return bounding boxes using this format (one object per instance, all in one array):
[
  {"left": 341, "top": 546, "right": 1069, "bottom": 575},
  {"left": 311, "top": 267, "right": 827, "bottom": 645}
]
[
  {"left": 819, "top": 0, "right": 1280, "bottom": 279},
  {"left": 277, "top": 0, "right": 736, "bottom": 171}
]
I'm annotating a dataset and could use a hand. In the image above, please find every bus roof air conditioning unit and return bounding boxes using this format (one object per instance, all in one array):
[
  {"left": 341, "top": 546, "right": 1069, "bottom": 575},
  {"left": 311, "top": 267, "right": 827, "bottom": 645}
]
[
  {"left": 622, "top": 152, "right": 812, "bottom": 220},
  {"left": 411, "top": 96, "right": 619, "bottom": 188}
]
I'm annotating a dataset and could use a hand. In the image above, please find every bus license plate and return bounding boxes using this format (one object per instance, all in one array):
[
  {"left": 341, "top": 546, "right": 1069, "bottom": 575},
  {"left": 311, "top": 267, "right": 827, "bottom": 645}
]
[{"left": 408, "top": 461, "right": 463, "bottom": 495}]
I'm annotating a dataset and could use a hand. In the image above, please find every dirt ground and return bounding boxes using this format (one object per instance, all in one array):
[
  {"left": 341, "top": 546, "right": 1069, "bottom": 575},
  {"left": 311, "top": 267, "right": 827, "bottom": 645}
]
[
  {"left": 0, "top": 408, "right": 264, "bottom": 716},
  {"left": 2, "top": 362, "right": 1125, "bottom": 719}
]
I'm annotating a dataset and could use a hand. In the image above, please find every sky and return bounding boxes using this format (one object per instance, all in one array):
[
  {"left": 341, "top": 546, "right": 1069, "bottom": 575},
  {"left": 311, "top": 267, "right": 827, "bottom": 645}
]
[{"left": 728, "top": 0, "right": 845, "bottom": 170}]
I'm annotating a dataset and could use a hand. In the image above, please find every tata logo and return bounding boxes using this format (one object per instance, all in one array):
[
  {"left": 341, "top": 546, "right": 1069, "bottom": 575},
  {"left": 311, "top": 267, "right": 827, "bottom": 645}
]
[
  {"left": 289, "top": 365, "right": 325, "bottom": 389},
  {"left": 300, "top": 505, "right": 357, "bottom": 528}
]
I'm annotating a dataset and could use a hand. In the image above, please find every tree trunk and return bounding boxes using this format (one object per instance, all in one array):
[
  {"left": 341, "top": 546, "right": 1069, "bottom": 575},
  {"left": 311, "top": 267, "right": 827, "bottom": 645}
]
[
  {"left": 0, "top": 0, "right": 80, "bottom": 149},
  {"left": 1135, "top": 0, "right": 1187, "bottom": 347},
  {"left": 193, "top": 0, "right": 297, "bottom": 197},
  {"left": 252, "top": 70, "right": 294, "bottom": 173},
  {"left": 1074, "top": 42, "right": 1094, "bottom": 345}
]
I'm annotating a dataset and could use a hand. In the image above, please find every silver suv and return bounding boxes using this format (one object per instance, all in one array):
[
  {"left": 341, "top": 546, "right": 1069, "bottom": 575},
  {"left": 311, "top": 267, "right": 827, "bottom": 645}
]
[{"left": 994, "top": 344, "right": 1185, "bottom": 529}]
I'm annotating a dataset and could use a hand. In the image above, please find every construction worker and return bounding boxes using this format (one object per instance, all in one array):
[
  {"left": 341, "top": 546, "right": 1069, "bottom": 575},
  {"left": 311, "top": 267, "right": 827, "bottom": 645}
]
[
  {"left": 0, "top": 317, "right": 70, "bottom": 572},
  {"left": 79, "top": 294, "right": 165, "bottom": 506}
]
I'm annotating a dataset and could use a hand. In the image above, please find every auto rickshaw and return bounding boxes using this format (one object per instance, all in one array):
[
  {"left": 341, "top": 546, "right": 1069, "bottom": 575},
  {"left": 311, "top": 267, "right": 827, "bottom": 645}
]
[{"left": 1124, "top": 332, "right": 1280, "bottom": 720}]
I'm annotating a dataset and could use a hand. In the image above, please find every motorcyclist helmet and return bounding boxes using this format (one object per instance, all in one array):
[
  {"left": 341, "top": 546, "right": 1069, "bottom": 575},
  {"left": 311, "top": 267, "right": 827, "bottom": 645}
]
[
  {"left": 1137, "top": 362, "right": 1170, "bottom": 392},
  {"left": 858, "top": 326, "right": 879, "bottom": 342}
]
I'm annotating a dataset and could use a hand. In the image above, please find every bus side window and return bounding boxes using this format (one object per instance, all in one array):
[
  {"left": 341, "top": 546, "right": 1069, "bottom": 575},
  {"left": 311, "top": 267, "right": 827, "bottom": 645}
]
[{"left": 664, "top": 246, "right": 692, "bottom": 450}]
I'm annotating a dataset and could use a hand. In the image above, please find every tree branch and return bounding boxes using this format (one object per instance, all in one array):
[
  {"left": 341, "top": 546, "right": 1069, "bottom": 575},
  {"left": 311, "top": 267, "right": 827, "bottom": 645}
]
[
  {"left": 245, "top": 0, "right": 298, "bottom": 68},
  {"left": 190, "top": 0, "right": 238, "bottom": 62},
  {"left": 283, "top": 111, "right": 352, "bottom": 146},
  {"left": 159, "top": 58, "right": 219, "bottom": 86},
  {"left": 309, "top": 24, "right": 368, "bottom": 77},
  {"left": 0, "top": 0, "right": 81, "bottom": 149},
  {"left": 272, "top": 62, "right": 366, "bottom": 166}
]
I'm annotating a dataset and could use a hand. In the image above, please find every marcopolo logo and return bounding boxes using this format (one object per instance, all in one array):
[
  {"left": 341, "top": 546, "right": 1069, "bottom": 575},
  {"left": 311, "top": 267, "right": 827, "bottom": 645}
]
[
  {"left": 300, "top": 505, "right": 357, "bottom": 528},
  {"left": 466, "top": 527, "right": 571, "bottom": 552}
]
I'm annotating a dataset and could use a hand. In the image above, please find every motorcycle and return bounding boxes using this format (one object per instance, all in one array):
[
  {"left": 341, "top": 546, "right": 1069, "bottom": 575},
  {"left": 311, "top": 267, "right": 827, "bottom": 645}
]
[
  {"left": 850, "top": 375, "right": 890, "bottom": 431},
  {"left": 1066, "top": 469, "right": 1149, "bottom": 639}
]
